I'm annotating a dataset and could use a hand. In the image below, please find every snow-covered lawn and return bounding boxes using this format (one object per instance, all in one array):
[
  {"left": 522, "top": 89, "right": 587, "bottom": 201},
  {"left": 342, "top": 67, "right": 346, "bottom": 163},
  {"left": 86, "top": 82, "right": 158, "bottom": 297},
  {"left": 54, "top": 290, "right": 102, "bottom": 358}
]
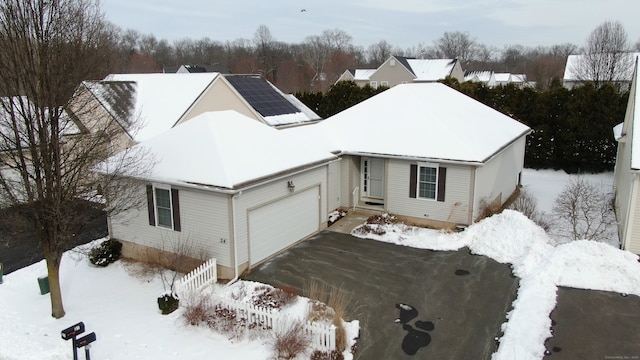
[{"left": 0, "top": 169, "right": 636, "bottom": 360}]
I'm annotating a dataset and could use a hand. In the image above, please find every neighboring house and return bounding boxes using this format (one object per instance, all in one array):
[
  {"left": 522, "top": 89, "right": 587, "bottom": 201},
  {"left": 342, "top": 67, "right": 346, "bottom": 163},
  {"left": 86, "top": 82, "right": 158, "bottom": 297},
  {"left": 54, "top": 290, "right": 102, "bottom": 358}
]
[
  {"left": 106, "top": 82, "right": 531, "bottom": 278},
  {"left": 464, "top": 71, "right": 496, "bottom": 87},
  {"left": 335, "top": 56, "right": 464, "bottom": 89},
  {"left": 335, "top": 69, "right": 377, "bottom": 87},
  {"left": 563, "top": 53, "right": 640, "bottom": 90},
  {"left": 68, "top": 73, "right": 321, "bottom": 150},
  {"left": 107, "top": 110, "right": 338, "bottom": 279},
  {"left": 177, "top": 65, "right": 207, "bottom": 73},
  {"left": 494, "top": 73, "right": 529, "bottom": 88},
  {"left": 464, "top": 71, "right": 529, "bottom": 88},
  {"left": 613, "top": 60, "right": 640, "bottom": 253}
]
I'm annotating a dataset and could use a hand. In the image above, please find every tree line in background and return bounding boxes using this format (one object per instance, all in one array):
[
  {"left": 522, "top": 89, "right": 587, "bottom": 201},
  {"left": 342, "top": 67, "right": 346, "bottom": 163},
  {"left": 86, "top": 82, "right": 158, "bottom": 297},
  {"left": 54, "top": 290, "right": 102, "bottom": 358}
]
[
  {"left": 298, "top": 78, "right": 628, "bottom": 174},
  {"left": 110, "top": 22, "right": 640, "bottom": 93}
]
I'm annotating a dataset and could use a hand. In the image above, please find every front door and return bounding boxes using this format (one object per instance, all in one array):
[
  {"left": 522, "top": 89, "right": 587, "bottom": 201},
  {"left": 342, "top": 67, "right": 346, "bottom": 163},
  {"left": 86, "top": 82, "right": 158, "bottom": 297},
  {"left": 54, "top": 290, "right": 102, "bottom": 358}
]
[{"left": 363, "top": 157, "right": 384, "bottom": 199}]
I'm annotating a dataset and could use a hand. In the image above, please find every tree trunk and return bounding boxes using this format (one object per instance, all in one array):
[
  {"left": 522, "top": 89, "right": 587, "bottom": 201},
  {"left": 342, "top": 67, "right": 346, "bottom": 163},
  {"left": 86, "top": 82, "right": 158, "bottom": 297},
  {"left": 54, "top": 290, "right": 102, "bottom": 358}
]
[{"left": 45, "top": 252, "right": 65, "bottom": 318}]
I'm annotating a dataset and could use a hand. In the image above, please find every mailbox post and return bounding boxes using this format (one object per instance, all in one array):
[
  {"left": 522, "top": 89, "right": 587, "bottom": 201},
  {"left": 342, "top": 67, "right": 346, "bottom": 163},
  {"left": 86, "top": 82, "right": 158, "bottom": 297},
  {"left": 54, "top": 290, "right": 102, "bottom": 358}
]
[
  {"left": 61, "top": 322, "right": 85, "bottom": 360},
  {"left": 75, "top": 332, "right": 96, "bottom": 360},
  {"left": 0, "top": 262, "right": 3, "bottom": 284}
]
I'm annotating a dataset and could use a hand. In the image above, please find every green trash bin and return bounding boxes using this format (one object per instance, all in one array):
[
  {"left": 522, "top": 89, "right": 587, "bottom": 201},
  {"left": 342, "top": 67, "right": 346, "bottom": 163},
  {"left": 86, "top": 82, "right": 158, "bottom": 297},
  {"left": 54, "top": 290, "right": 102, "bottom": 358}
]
[{"left": 37, "top": 275, "right": 49, "bottom": 295}]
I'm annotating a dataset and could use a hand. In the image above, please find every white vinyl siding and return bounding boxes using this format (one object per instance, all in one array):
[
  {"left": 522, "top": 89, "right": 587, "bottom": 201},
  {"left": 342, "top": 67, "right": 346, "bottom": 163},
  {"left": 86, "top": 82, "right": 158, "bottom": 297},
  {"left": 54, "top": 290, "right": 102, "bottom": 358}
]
[
  {"left": 340, "top": 155, "right": 358, "bottom": 208},
  {"left": 474, "top": 136, "right": 526, "bottom": 217},
  {"left": 387, "top": 159, "right": 471, "bottom": 224},
  {"left": 328, "top": 160, "right": 341, "bottom": 211},
  {"left": 110, "top": 183, "right": 232, "bottom": 267},
  {"left": 625, "top": 178, "right": 640, "bottom": 253}
]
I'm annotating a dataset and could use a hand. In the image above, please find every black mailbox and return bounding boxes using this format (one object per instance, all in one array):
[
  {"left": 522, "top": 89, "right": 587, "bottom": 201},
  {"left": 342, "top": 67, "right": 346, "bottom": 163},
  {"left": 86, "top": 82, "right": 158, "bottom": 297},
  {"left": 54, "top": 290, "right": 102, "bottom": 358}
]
[
  {"left": 61, "top": 322, "right": 85, "bottom": 340},
  {"left": 75, "top": 332, "right": 96, "bottom": 348}
]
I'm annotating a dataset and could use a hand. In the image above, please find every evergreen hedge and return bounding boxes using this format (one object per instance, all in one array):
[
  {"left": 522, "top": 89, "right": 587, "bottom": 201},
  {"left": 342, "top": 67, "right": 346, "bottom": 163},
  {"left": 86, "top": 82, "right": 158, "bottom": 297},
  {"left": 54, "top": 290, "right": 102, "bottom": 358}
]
[{"left": 297, "top": 80, "right": 629, "bottom": 174}]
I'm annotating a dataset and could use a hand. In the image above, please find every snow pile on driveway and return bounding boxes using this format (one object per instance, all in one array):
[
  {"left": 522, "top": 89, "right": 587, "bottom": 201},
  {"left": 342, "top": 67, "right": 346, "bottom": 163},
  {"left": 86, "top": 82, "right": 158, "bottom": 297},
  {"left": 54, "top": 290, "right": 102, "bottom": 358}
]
[{"left": 352, "top": 209, "right": 640, "bottom": 360}]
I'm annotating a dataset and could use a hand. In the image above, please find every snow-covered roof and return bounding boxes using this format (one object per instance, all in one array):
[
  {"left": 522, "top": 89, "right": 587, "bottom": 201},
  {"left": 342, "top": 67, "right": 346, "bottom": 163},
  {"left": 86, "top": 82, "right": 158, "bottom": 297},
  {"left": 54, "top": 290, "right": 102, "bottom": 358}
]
[
  {"left": 102, "top": 73, "right": 219, "bottom": 141},
  {"left": 0, "top": 97, "right": 80, "bottom": 150},
  {"left": 126, "top": 110, "right": 336, "bottom": 189},
  {"left": 494, "top": 73, "right": 511, "bottom": 82},
  {"left": 354, "top": 69, "right": 376, "bottom": 81},
  {"left": 564, "top": 53, "right": 640, "bottom": 81},
  {"left": 284, "top": 94, "right": 322, "bottom": 122},
  {"left": 511, "top": 74, "right": 527, "bottom": 83},
  {"left": 464, "top": 71, "right": 494, "bottom": 83},
  {"left": 406, "top": 59, "right": 456, "bottom": 81},
  {"left": 310, "top": 83, "right": 531, "bottom": 164}
]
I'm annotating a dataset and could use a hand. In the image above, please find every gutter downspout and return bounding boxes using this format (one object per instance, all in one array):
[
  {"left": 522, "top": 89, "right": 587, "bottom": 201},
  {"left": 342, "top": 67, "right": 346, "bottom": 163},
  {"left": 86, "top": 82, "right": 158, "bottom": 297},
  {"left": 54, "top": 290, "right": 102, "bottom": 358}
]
[{"left": 227, "top": 191, "right": 240, "bottom": 286}]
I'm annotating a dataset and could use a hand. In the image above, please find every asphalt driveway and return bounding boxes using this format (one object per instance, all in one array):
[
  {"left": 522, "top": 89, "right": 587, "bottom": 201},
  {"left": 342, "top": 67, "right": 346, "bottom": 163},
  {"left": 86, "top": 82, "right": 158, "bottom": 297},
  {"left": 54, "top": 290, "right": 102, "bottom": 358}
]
[
  {"left": 544, "top": 287, "right": 640, "bottom": 359},
  {"left": 245, "top": 230, "right": 519, "bottom": 359},
  {"left": 0, "top": 205, "right": 107, "bottom": 274}
]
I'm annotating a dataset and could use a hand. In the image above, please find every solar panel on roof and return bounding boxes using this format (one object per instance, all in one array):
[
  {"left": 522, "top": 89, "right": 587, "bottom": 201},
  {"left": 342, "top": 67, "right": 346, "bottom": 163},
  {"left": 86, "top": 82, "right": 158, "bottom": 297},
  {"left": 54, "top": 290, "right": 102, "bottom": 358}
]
[{"left": 226, "top": 76, "right": 299, "bottom": 117}]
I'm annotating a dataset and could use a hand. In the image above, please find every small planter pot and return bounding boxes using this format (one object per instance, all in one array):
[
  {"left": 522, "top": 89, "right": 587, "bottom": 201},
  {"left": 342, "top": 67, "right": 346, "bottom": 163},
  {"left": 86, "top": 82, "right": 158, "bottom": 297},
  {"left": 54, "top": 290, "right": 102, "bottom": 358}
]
[{"left": 157, "top": 293, "right": 179, "bottom": 315}]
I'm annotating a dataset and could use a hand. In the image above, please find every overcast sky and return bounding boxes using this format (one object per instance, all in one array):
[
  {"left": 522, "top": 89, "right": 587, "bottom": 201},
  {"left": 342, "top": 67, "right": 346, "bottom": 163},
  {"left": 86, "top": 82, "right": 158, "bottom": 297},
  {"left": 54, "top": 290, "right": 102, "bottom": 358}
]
[{"left": 101, "top": 0, "right": 640, "bottom": 50}]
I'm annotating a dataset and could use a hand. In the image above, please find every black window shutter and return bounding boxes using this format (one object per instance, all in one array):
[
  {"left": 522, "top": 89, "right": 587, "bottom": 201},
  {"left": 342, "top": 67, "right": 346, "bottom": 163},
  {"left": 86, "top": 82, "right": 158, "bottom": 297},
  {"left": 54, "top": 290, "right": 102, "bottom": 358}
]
[
  {"left": 437, "top": 167, "right": 447, "bottom": 202},
  {"left": 146, "top": 185, "right": 155, "bottom": 226},
  {"left": 409, "top": 164, "right": 417, "bottom": 198},
  {"left": 171, "top": 188, "right": 181, "bottom": 232}
]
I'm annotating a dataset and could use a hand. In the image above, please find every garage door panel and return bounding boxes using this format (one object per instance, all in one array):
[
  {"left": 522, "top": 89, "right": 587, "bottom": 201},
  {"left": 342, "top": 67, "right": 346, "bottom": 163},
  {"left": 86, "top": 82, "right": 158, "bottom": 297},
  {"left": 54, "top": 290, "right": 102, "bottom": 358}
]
[{"left": 249, "top": 187, "right": 319, "bottom": 265}]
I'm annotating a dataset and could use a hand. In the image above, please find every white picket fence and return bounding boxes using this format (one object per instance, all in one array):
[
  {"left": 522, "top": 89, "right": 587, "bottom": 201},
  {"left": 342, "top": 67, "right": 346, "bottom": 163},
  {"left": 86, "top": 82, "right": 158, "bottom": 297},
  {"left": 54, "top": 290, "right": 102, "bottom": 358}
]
[
  {"left": 176, "top": 258, "right": 217, "bottom": 296},
  {"left": 211, "top": 295, "right": 336, "bottom": 352},
  {"left": 177, "top": 258, "right": 336, "bottom": 352}
]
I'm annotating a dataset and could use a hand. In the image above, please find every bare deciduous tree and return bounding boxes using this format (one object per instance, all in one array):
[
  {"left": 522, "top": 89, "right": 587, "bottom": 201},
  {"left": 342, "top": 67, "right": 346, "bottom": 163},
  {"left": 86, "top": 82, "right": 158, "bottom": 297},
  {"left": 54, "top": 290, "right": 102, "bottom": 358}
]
[
  {"left": 366, "top": 40, "right": 394, "bottom": 66},
  {"left": 0, "top": 0, "right": 151, "bottom": 318},
  {"left": 551, "top": 177, "right": 617, "bottom": 245},
  {"left": 433, "top": 31, "right": 478, "bottom": 62},
  {"left": 571, "top": 20, "right": 634, "bottom": 88}
]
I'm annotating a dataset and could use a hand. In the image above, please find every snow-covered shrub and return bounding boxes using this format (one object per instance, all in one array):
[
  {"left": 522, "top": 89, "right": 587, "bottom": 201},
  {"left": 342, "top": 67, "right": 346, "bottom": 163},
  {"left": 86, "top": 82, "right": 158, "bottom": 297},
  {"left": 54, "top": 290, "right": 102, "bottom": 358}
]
[
  {"left": 328, "top": 210, "right": 348, "bottom": 226},
  {"left": 157, "top": 293, "right": 179, "bottom": 315},
  {"left": 365, "top": 213, "right": 397, "bottom": 225},
  {"left": 181, "top": 292, "right": 212, "bottom": 325},
  {"left": 270, "top": 321, "right": 310, "bottom": 360},
  {"left": 88, "top": 239, "right": 122, "bottom": 267},
  {"left": 310, "top": 350, "right": 344, "bottom": 360},
  {"left": 251, "top": 285, "right": 297, "bottom": 309}
]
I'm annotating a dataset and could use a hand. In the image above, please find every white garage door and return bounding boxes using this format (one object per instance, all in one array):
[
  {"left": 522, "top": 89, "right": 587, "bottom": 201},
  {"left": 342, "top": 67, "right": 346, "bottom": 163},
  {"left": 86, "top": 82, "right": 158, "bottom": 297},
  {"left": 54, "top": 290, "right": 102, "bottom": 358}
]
[{"left": 249, "top": 186, "right": 320, "bottom": 265}]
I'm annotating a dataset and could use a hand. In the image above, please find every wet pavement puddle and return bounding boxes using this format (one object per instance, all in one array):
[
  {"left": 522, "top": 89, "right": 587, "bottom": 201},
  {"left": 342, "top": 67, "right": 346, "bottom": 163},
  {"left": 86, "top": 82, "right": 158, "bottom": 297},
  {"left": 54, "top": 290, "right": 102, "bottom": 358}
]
[{"left": 395, "top": 303, "right": 435, "bottom": 355}]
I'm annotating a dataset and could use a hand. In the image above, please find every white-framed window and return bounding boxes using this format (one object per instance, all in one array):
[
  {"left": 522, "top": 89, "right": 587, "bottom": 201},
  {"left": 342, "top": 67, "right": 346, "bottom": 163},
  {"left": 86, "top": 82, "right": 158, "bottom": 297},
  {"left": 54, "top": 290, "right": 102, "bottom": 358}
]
[
  {"left": 370, "top": 81, "right": 378, "bottom": 89},
  {"left": 401, "top": 81, "right": 408, "bottom": 84},
  {"left": 147, "top": 184, "right": 181, "bottom": 231},
  {"left": 410, "top": 163, "right": 446, "bottom": 202},
  {"left": 155, "top": 187, "right": 173, "bottom": 228},
  {"left": 418, "top": 164, "right": 438, "bottom": 200},
  {"left": 381, "top": 81, "right": 389, "bottom": 87}
]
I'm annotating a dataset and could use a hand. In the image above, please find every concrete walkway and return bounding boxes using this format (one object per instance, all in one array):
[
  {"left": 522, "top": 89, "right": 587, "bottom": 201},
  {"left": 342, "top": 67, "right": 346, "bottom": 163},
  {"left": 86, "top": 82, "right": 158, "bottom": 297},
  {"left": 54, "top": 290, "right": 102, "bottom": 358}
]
[
  {"left": 245, "top": 231, "right": 518, "bottom": 359},
  {"left": 327, "top": 209, "right": 379, "bottom": 234}
]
